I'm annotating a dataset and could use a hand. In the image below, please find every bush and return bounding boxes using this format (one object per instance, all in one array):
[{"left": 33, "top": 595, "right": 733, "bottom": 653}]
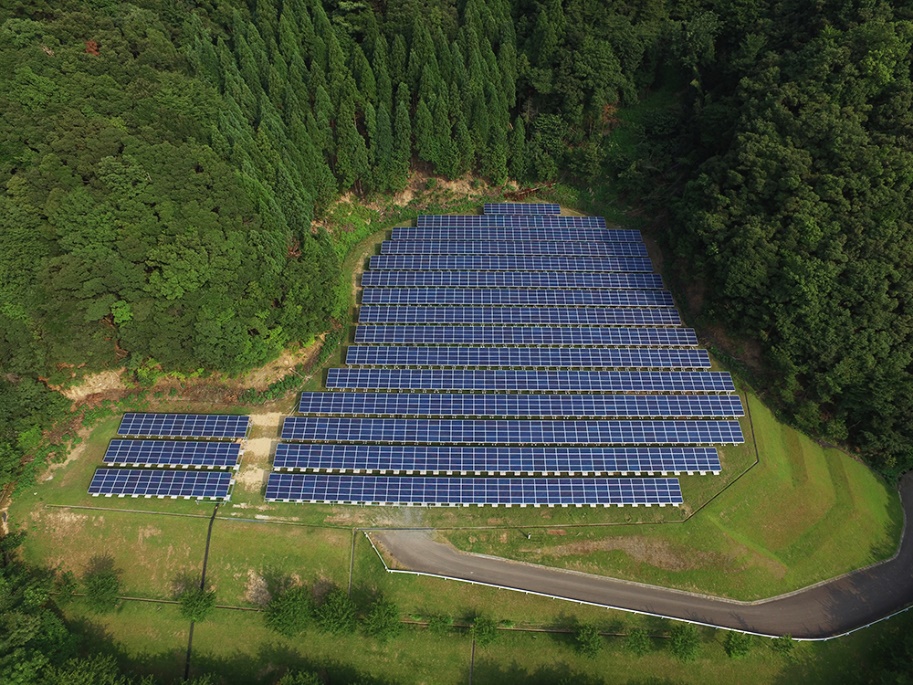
[
  {"left": 771, "top": 634, "right": 795, "bottom": 657},
  {"left": 669, "top": 624, "right": 700, "bottom": 662},
  {"left": 470, "top": 616, "right": 499, "bottom": 646},
  {"left": 724, "top": 630, "right": 753, "bottom": 658},
  {"left": 575, "top": 623, "right": 603, "bottom": 658},
  {"left": 265, "top": 586, "right": 313, "bottom": 638},
  {"left": 362, "top": 597, "right": 401, "bottom": 642},
  {"left": 427, "top": 614, "right": 453, "bottom": 635},
  {"left": 179, "top": 587, "right": 216, "bottom": 623},
  {"left": 315, "top": 588, "right": 357, "bottom": 635},
  {"left": 82, "top": 555, "right": 121, "bottom": 614},
  {"left": 625, "top": 627, "right": 651, "bottom": 656}
]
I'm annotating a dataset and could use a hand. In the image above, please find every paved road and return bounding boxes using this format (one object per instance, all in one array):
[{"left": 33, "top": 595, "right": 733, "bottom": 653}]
[{"left": 371, "top": 472, "right": 913, "bottom": 639}]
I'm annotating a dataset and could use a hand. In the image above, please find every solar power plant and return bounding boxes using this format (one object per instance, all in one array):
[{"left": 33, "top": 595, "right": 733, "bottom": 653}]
[
  {"left": 391, "top": 227, "right": 639, "bottom": 242},
  {"left": 265, "top": 474, "right": 684, "bottom": 507},
  {"left": 326, "top": 369, "right": 737, "bottom": 393},
  {"left": 380, "top": 240, "right": 648, "bottom": 257},
  {"left": 369, "top": 255, "right": 654, "bottom": 272},
  {"left": 117, "top": 413, "right": 250, "bottom": 439},
  {"left": 345, "top": 346, "right": 711, "bottom": 369},
  {"left": 361, "top": 271, "right": 664, "bottom": 289},
  {"left": 360, "top": 288, "right": 675, "bottom": 308},
  {"left": 273, "top": 444, "right": 722, "bottom": 475},
  {"left": 358, "top": 306, "right": 681, "bottom": 326},
  {"left": 484, "top": 203, "right": 561, "bottom": 214},
  {"left": 280, "top": 417, "right": 745, "bottom": 445},
  {"left": 88, "top": 468, "right": 232, "bottom": 500},
  {"left": 103, "top": 440, "right": 241, "bottom": 469},
  {"left": 355, "top": 325, "right": 699, "bottom": 347},
  {"left": 297, "top": 392, "right": 744, "bottom": 418},
  {"left": 417, "top": 215, "right": 607, "bottom": 227}
]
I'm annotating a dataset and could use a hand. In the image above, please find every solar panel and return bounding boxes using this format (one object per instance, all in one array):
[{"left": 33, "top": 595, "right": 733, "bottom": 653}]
[
  {"left": 297, "top": 392, "right": 744, "bottom": 418},
  {"left": 88, "top": 468, "right": 232, "bottom": 499},
  {"left": 355, "top": 325, "right": 699, "bottom": 347},
  {"left": 391, "top": 228, "right": 640, "bottom": 243},
  {"left": 326, "top": 369, "right": 736, "bottom": 393},
  {"left": 117, "top": 413, "right": 250, "bottom": 439},
  {"left": 360, "top": 288, "right": 674, "bottom": 308},
  {"left": 345, "top": 346, "right": 711, "bottom": 369},
  {"left": 273, "top": 444, "right": 722, "bottom": 476},
  {"left": 380, "top": 240, "right": 648, "bottom": 257},
  {"left": 484, "top": 203, "right": 561, "bottom": 215},
  {"left": 280, "top": 417, "right": 745, "bottom": 445},
  {"left": 417, "top": 215, "right": 607, "bottom": 227},
  {"left": 361, "top": 271, "right": 664, "bottom": 289},
  {"left": 265, "top": 474, "right": 683, "bottom": 506},
  {"left": 103, "top": 440, "right": 241, "bottom": 469},
  {"left": 369, "top": 255, "right": 654, "bottom": 272},
  {"left": 357, "top": 306, "right": 681, "bottom": 326}
]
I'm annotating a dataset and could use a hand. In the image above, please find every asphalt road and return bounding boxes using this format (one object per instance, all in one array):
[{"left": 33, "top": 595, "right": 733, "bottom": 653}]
[{"left": 370, "top": 472, "right": 913, "bottom": 639}]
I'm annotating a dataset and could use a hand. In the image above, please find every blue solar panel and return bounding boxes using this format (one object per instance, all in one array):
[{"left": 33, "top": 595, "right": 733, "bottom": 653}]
[
  {"left": 88, "top": 468, "right": 232, "bottom": 499},
  {"left": 355, "top": 325, "right": 698, "bottom": 347},
  {"left": 280, "top": 417, "right": 745, "bottom": 445},
  {"left": 345, "top": 346, "right": 710, "bottom": 369},
  {"left": 103, "top": 440, "right": 241, "bottom": 469},
  {"left": 326, "top": 369, "right": 736, "bottom": 393},
  {"left": 391, "top": 228, "right": 640, "bottom": 243},
  {"left": 370, "top": 255, "right": 653, "bottom": 272},
  {"left": 380, "top": 240, "right": 648, "bottom": 257},
  {"left": 361, "top": 271, "right": 664, "bottom": 289},
  {"left": 360, "top": 288, "right": 674, "bottom": 308},
  {"left": 297, "top": 393, "right": 744, "bottom": 418},
  {"left": 117, "top": 413, "right": 250, "bottom": 439},
  {"left": 417, "top": 215, "right": 607, "bottom": 227},
  {"left": 265, "top": 474, "right": 683, "bottom": 506},
  {"left": 273, "top": 444, "right": 722, "bottom": 475},
  {"left": 358, "top": 306, "right": 681, "bottom": 326},
  {"left": 484, "top": 203, "right": 561, "bottom": 215}
]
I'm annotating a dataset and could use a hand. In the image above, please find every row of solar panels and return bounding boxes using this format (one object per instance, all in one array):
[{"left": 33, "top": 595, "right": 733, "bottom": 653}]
[
  {"left": 355, "top": 325, "right": 699, "bottom": 347},
  {"left": 264, "top": 474, "right": 683, "bottom": 506},
  {"left": 417, "top": 215, "right": 606, "bottom": 227},
  {"left": 360, "top": 288, "right": 675, "bottom": 307},
  {"left": 273, "top": 444, "right": 720, "bottom": 476},
  {"left": 117, "top": 413, "right": 251, "bottom": 439},
  {"left": 280, "top": 417, "right": 745, "bottom": 445},
  {"left": 483, "top": 203, "right": 561, "bottom": 215},
  {"left": 380, "top": 240, "right": 649, "bottom": 256},
  {"left": 370, "top": 255, "right": 653, "bottom": 272},
  {"left": 358, "top": 306, "right": 682, "bottom": 325},
  {"left": 96, "top": 440, "right": 721, "bottom": 475},
  {"left": 361, "top": 272, "right": 663, "bottom": 289},
  {"left": 345, "top": 346, "right": 710, "bottom": 369},
  {"left": 297, "top": 392, "right": 743, "bottom": 418},
  {"left": 326, "top": 369, "right": 736, "bottom": 392},
  {"left": 391, "top": 228, "right": 636, "bottom": 242},
  {"left": 89, "top": 469, "right": 232, "bottom": 500}
]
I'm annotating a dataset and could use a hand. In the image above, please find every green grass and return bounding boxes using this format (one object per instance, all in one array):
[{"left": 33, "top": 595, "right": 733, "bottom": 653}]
[{"left": 443, "top": 389, "right": 902, "bottom": 599}]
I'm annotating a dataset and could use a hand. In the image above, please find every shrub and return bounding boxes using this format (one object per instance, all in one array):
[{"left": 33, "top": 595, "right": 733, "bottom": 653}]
[
  {"left": 575, "top": 623, "right": 603, "bottom": 658},
  {"left": 363, "top": 597, "right": 401, "bottom": 642},
  {"left": 625, "top": 627, "right": 651, "bottom": 656},
  {"left": 315, "top": 588, "right": 357, "bottom": 635},
  {"left": 179, "top": 587, "right": 216, "bottom": 623},
  {"left": 82, "top": 555, "right": 121, "bottom": 614},
  {"left": 265, "top": 586, "right": 313, "bottom": 637},
  {"left": 470, "top": 616, "right": 499, "bottom": 646},
  {"left": 724, "top": 630, "right": 753, "bottom": 658},
  {"left": 669, "top": 623, "right": 700, "bottom": 662}
]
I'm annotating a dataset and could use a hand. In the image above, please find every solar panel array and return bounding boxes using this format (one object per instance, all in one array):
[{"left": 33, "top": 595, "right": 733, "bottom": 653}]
[
  {"left": 274, "top": 444, "right": 721, "bottom": 475},
  {"left": 297, "top": 393, "right": 743, "bottom": 418},
  {"left": 263, "top": 207, "right": 743, "bottom": 507},
  {"left": 360, "top": 288, "right": 674, "bottom": 307},
  {"left": 89, "top": 413, "right": 247, "bottom": 499},
  {"left": 354, "top": 325, "right": 699, "bottom": 347},
  {"left": 484, "top": 203, "right": 561, "bottom": 215},
  {"left": 266, "top": 474, "right": 682, "bottom": 506}
]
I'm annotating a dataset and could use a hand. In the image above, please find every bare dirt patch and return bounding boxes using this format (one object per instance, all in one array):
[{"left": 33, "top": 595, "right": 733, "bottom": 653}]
[
  {"left": 60, "top": 370, "right": 128, "bottom": 402},
  {"left": 249, "top": 413, "right": 284, "bottom": 430},
  {"left": 236, "top": 465, "right": 267, "bottom": 492},
  {"left": 244, "top": 569, "right": 272, "bottom": 606},
  {"left": 235, "top": 344, "right": 320, "bottom": 392},
  {"left": 40, "top": 426, "right": 92, "bottom": 483}
]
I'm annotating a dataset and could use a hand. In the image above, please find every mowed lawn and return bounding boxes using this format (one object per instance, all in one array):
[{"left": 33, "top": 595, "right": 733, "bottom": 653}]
[{"left": 444, "top": 389, "right": 903, "bottom": 599}]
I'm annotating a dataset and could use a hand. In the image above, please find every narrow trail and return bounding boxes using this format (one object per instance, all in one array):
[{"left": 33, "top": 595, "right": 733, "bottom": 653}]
[{"left": 371, "top": 472, "right": 913, "bottom": 640}]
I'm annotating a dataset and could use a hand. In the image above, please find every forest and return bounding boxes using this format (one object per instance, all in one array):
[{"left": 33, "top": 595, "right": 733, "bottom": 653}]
[{"left": 0, "top": 1, "right": 912, "bottom": 502}]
